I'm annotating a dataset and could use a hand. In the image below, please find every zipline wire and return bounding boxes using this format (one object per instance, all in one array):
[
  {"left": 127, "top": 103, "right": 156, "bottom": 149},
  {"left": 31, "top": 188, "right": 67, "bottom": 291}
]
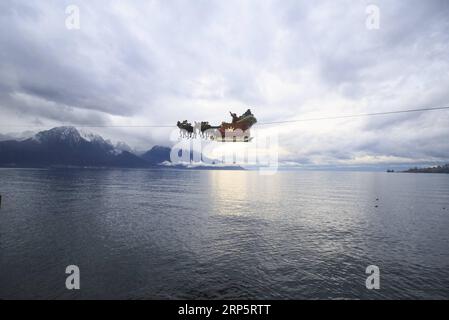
[
  {"left": 1, "top": 106, "right": 448, "bottom": 129},
  {"left": 256, "top": 105, "right": 449, "bottom": 126}
]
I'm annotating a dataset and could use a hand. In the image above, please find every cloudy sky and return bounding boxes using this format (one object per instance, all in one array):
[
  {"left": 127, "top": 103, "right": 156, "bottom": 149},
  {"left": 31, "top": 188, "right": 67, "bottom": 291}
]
[{"left": 1, "top": 0, "right": 449, "bottom": 167}]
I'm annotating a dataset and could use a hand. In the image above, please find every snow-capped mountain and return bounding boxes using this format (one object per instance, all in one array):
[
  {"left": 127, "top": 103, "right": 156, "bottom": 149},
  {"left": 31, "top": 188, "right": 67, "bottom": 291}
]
[
  {"left": 114, "top": 141, "right": 134, "bottom": 153},
  {"left": 79, "top": 129, "right": 109, "bottom": 143},
  {"left": 34, "top": 126, "right": 84, "bottom": 144},
  {"left": 0, "top": 126, "right": 170, "bottom": 168}
]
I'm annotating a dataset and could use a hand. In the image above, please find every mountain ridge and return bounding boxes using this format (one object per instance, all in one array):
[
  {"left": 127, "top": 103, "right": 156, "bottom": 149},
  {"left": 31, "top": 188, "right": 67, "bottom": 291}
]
[{"left": 0, "top": 126, "right": 171, "bottom": 168}]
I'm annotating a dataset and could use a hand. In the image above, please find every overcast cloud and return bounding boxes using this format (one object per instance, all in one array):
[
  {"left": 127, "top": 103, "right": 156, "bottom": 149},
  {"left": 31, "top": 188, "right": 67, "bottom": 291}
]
[{"left": 1, "top": 0, "right": 449, "bottom": 166}]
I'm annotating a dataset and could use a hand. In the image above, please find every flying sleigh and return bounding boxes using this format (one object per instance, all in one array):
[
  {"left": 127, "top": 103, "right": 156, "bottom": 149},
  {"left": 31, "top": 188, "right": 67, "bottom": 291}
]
[{"left": 177, "top": 109, "right": 257, "bottom": 142}]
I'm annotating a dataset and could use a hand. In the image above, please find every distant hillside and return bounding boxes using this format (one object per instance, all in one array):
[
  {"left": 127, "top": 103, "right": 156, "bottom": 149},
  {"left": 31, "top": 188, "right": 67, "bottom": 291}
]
[
  {"left": 404, "top": 164, "right": 449, "bottom": 173},
  {"left": 0, "top": 127, "right": 170, "bottom": 168},
  {"left": 141, "top": 146, "right": 171, "bottom": 165}
]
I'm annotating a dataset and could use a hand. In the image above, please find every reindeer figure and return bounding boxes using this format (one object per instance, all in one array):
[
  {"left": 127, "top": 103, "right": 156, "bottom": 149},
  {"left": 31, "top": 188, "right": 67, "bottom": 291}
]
[
  {"left": 177, "top": 120, "right": 194, "bottom": 138},
  {"left": 200, "top": 121, "right": 213, "bottom": 139},
  {"left": 194, "top": 121, "right": 202, "bottom": 139}
]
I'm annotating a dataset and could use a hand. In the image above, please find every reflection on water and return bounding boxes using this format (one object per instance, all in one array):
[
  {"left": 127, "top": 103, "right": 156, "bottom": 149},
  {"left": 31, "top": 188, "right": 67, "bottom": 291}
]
[
  {"left": 209, "top": 170, "right": 250, "bottom": 216},
  {"left": 1, "top": 168, "right": 449, "bottom": 299},
  {"left": 209, "top": 170, "right": 283, "bottom": 218}
]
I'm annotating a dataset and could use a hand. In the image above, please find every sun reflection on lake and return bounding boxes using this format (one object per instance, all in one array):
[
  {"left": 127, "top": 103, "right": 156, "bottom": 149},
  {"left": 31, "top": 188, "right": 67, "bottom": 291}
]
[{"left": 207, "top": 170, "right": 282, "bottom": 217}]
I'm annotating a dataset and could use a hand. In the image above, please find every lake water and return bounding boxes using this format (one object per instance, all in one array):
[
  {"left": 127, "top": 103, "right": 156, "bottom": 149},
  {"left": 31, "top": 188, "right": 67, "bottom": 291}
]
[{"left": 1, "top": 168, "right": 449, "bottom": 299}]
